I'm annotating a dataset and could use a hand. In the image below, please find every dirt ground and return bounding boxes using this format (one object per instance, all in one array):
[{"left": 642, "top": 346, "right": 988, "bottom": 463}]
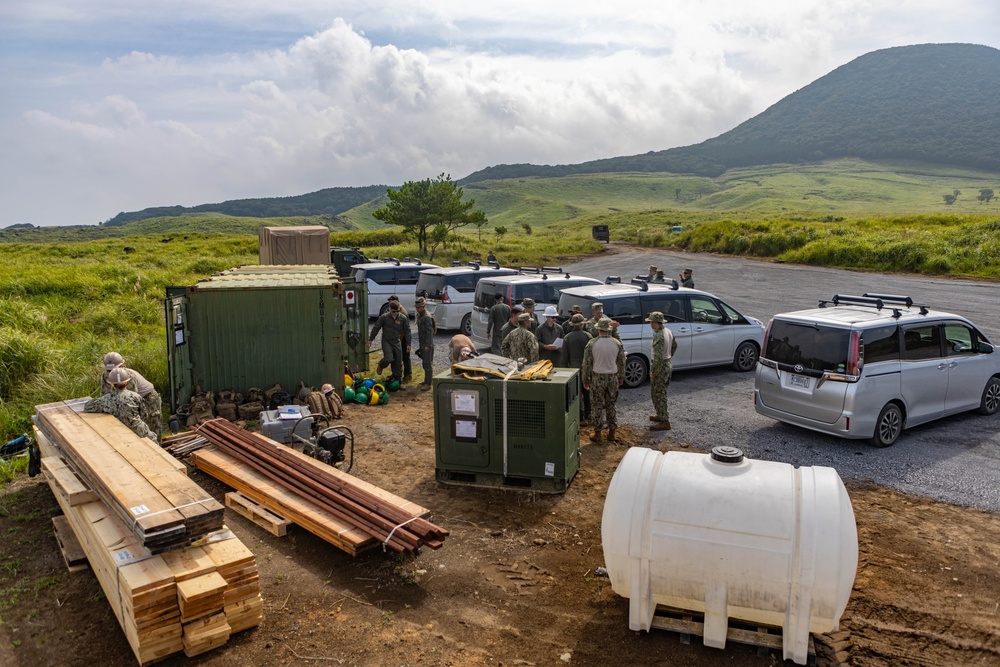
[{"left": 1, "top": 388, "right": 999, "bottom": 667}]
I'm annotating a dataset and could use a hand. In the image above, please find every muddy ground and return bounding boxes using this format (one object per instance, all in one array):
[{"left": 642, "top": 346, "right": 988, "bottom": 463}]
[{"left": 1, "top": 388, "right": 998, "bottom": 667}]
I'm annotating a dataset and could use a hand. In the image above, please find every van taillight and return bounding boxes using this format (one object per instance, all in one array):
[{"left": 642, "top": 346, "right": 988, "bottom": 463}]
[
  {"left": 847, "top": 331, "right": 861, "bottom": 376},
  {"left": 442, "top": 289, "right": 451, "bottom": 303},
  {"left": 506, "top": 286, "right": 514, "bottom": 304}
]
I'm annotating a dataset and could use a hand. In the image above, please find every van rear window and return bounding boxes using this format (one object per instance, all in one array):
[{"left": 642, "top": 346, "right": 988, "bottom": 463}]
[{"left": 765, "top": 320, "right": 850, "bottom": 374}]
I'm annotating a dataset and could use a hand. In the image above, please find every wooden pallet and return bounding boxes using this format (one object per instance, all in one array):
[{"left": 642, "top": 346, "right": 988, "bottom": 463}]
[
  {"left": 649, "top": 606, "right": 816, "bottom": 658},
  {"left": 225, "top": 491, "right": 291, "bottom": 537},
  {"left": 435, "top": 467, "right": 574, "bottom": 494},
  {"left": 52, "top": 515, "right": 89, "bottom": 573}
]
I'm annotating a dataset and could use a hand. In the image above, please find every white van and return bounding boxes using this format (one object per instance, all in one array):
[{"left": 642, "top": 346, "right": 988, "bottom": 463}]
[
  {"left": 754, "top": 293, "right": 1000, "bottom": 446},
  {"left": 415, "top": 263, "right": 519, "bottom": 335},
  {"left": 350, "top": 259, "right": 440, "bottom": 318},
  {"left": 557, "top": 281, "right": 766, "bottom": 388}
]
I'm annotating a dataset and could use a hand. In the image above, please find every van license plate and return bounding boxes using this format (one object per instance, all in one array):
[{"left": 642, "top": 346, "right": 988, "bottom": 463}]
[{"left": 790, "top": 374, "right": 811, "bottom": 389}]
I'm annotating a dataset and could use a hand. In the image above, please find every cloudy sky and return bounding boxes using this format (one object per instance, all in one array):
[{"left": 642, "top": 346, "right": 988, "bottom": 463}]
[{"left": 2, "top": 1, "right": 997, "bottom": 227}]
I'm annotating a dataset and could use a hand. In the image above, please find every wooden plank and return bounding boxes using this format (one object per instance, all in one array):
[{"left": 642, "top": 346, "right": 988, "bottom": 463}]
[
  {"left": 51, "top": 515, "right": 89, "bottom": 572},
  {"left": 649, "top": 607, "right": 816, "bottom": 656},
  {"left": 42, "top": 457, "right": 99, "bottom": 506},
  {"left": 177, "top": 572, "right": 228, "bottom": 604},
  {"left": 225, "top": 491, "right": 290, "bottom": 536},
  {"left": 191, "top": 447, "right": 374, "bottom": 555}
]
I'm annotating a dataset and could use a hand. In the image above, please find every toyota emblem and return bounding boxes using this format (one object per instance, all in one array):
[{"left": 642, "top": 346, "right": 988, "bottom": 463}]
[{"left": 793, "top": 364, "right": 804, "bottom": 374}]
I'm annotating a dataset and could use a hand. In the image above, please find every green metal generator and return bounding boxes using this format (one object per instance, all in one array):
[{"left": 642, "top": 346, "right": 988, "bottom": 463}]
[{"left": 432, "top": 367, "right": 581, "bottom": 493}]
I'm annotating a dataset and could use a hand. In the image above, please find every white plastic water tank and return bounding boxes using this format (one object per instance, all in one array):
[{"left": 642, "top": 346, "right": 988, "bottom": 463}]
[{"left": 602, "top": 446, "right": 857, "bottom": 665}]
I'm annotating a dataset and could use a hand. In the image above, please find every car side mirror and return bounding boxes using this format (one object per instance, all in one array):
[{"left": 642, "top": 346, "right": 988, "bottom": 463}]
[{"left": 978, "top": 342, "right": 994, "bottom": 354}]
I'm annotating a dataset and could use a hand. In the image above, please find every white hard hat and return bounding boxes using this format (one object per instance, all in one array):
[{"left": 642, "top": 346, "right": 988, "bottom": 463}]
[
  {"left": 543, "top": 305, "right": 558, "bottom": 318},
  {"left": 103, "top": 351, "right": 124, "bottom": 371}
]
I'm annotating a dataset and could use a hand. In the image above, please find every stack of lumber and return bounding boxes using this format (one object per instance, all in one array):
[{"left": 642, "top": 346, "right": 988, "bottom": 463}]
[
  {"left": 33, "top": 407, "right": 263, "bottom": 665},
  {"left": 35, "top": 400, "right": 224, "bottom": 552},
  {"left": 193, "top": 419, "right": 449, "bottom": 555},
  {"left": 162, "top": 431, "right": 210, "bottom": 457}
]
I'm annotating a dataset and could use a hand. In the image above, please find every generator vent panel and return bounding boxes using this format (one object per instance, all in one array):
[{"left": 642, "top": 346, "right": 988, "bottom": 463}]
[{"left": 493, "top": 399, "right": 546, "bottom": 438}]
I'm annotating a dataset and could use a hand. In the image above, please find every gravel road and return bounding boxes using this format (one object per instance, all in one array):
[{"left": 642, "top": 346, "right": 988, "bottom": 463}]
[{"left": 389, "top": 245, "right": 998, "bottom": 511}]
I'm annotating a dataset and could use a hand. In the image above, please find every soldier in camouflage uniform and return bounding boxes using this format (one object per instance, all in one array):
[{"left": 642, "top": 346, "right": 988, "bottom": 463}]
[
  {"left": 501, "top": 313, "right": 539, "bottom": 363},
  {"left": 85, "top": 367, "right": 155, "bottom": 441},
  {"left": 368, "top": 301, "right": 411, "bottom": 382},
  {"left": 646, "top": 312, "right": 677, "bottom": 431},
  {"left": 100, "top": 352, "right": 162, "bottom": 442},
  {"left": 584, "top": 302, "right": 621, "bottom": 340},
  {"left": 415, "top": 296, "right": 436, "bottom": 390},
  {"left": 581, "top": 318, "right": 625, "bottom": 442},
  {"left": 520, "top": 298, "right": 540, "bottom": 333},
  {"left": 486, "top": 292, "right": 511, "bottom": 354}
]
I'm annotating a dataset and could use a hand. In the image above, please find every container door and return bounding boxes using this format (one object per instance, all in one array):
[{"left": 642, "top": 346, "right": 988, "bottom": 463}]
[
  {"left": 342, "top": 278, "right": 369, "bottom": 374},
  {"left": 164, "top": 288, "right": 193, "bottom": 412}
]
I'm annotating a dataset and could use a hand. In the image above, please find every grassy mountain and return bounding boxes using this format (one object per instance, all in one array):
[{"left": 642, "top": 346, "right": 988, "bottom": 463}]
[
  {"left": 101, "top": 185, "right": 388, "bottom": 227},
  {"left": 461, "top": 43, "right": 1000, "bottom": 182}
]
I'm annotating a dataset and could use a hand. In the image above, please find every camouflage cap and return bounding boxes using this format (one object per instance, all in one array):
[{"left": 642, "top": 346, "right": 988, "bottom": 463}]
[
  {"left": 521, "top": 297, "right": 536, "bottom": 308},
  {"left": 645, "top": 311, "right": 665, "bottom": 323},
  {"left": 683, "top": 268, "right": 693, "bottom": 274},
  {"left": 414, "top": 296, "right": 427, "bottom": 307},
  {"left": 570, "top": 313, "right": 586, "bottom": 325},
  {"left": 591, "top": 302, "right": 604, "bottom": 312},
  {"left": 518, "top": 312, "right": 532, "bottom": 322},
  {"left": 569, "top": 304, "right": 582, "bottom": 313},
  {"left": 595, "top": 317, "right": 613, "bottom": 331},
  {"left": 649, "top": 265, "right": 657, "bottom": 271}
]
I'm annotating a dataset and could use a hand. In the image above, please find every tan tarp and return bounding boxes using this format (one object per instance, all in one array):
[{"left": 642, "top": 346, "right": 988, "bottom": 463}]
[{"left": 258, "top": 226, "right": 330, "bottom": 265}]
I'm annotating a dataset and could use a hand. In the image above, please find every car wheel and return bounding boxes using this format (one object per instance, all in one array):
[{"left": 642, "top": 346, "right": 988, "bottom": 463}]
[
  {"left": 870, "top": 403, "right": 903, "bottom": 447},
  {"left": 732, "top": 341, "right": 759, "bottom": 372},
  {"left": 461, "top": 313, "right": 472, "bottom": 337},
  {"left": 623, "top": 355, "right": 648, "bottom": 389},
  {"left": 379, "top": 303, "right": 390, "bottom": 317},
  {"left": 979, "top": 376, "right": 1000, "bottom": 415}
]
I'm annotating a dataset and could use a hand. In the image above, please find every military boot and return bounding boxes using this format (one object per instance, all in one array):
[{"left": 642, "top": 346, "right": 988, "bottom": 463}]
[
  {"left": 591, "top": 428, "right": 603, "bottom": 442},
  {"left": 607, "top": 427, "right": 616, "bottom": 442}
]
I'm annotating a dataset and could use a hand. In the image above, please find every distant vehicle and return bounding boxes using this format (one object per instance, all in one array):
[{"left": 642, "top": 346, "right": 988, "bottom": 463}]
[
  {"left": 557, "top": 280, "right": 765, "bottom": 388},
  {"left": 415, "top": 262, "right": 519, "bottom": 335},
  {"left": 331, "top": 247, "right": 368, "bottom": 278},
  {"left": 755, "top": 294, "right": 1000, "bottom": 446},
  {"left": 470, "top": 269, "right": 604, "bottom": 348},
  {"left": 350, "top": 259, "right": 440, "bottom": 318}
]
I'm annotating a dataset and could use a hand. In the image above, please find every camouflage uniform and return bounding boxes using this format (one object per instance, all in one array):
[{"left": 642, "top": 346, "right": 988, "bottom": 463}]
[
  {"left": 84, "top": 389, "right": 154, "bottom": 441},
  {"left": 650, "top": 326, "right": 677, "bottom": 422},
  {"left": 501, "top": 325, "right": 539, "bottom": 363},
  {"left": 581, "top": 330, "right": 625, "bottom": 434},
  {"left": 370, "top": 310, "right": 411, "bottom": 381},
  {"left": 487, "top": 300, "right": 511, "bottom": 354},
  {"left": 101, "top": 366, "right": 162, "bottom": 440},
  {"left": 584, "top": 316, "right": 621, "bottom": 340},
  {"left": 416, "top": 306, "right": 436, "bottom": 386}
]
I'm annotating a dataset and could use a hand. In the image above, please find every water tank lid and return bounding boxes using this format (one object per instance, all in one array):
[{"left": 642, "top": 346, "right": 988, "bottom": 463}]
[{"left": 710, "top": 446, "right": 744, "bottom": 463}]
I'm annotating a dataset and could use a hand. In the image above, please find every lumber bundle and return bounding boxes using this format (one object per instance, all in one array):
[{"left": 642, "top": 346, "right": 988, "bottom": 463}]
[
  {"left": 34, "top": 423, "right": 263, "bottom": 665},
  {"left": 194, "top": 419, "right": 449, "bottom": 554},
  {"left": 35, "top": 400, "right": 223, "bottom": 552},
  {"left": 162, "top": 431, "right": 211, "bottom": 457}
]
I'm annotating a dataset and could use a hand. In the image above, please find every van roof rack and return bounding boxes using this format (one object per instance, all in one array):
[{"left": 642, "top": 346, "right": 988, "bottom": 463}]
[
  {"left": 629, "top": 278, "right": 649, "bottom": 291},
  {"left": 450, "top": 260, "right": 462, "bottom": 267},
  {"left": 863, "top": 293, "right": 929, "bottom": 315},
  {"left": 605, "top": 276, "right": 622, "bottom": 284},
  {"left": 468, "top": 261, "right": 481, "bottom": 270},
  {"left": 818, "top": 294, "right": 928, "bottom": 319},
  {"left": 487, "top": 260, "right": 501, "bottom": 269}
]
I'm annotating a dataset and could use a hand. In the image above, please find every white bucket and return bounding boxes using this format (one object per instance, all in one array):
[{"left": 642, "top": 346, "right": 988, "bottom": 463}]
[{"left": 601, "top": 446, "right": 857, "bottom": 664}]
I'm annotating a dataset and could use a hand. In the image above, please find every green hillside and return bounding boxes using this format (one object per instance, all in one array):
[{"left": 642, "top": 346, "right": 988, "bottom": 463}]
[{"left": 463, "top": 43, "right": 1000, "bottom": 182}]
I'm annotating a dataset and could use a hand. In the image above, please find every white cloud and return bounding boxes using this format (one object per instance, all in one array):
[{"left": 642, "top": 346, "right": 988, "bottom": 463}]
[{"left": 1, "top": 1, "right": 998, "bottom": 225}]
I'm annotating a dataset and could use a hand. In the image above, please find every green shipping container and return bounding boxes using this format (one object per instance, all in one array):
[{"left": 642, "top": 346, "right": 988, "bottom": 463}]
[
  {"left": 165, "top": 265, "right": 368, "bottom": 412},
  {"left": 432, "top": 367, "right": 581, "bottom": 493}
]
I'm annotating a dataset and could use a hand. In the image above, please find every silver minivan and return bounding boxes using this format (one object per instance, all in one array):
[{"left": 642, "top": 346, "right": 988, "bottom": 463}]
[
  {"left": 754, "top": 294, "right": 1000, "bottom": 446},
  {"left": 556, "top": 281, "right": 766, "bottom": 388},
  {"left": 415, "top": 263, "right": 518, "bottom": 335},
  {"left": 350, "top": 259, "right": 440, "bottom": 318}
]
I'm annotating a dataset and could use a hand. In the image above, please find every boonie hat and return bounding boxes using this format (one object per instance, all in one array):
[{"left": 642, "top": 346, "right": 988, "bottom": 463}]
[
  {"left": 595, "top": 317, "right": 612, "bottom": 331},
  {"left": 518, "top": 312, "right": 532, "bottom": 322},
  {"left": 570, "top": 313, "right": 586, "bottom": 325},
  {"left": 521, "top": 297, "right": 536, "bottom": 308},
  {"left": 569, "top": 305, "right": 582, "bottom": 314},
  {"left": 645, "top": 311, "right": 665, "bottom": 323},
  {"left": 649, "top": 265, "right": 657, "bottom": 271},
  {"left": 543, "top": 305, "right": 558, "bottom": 318}
]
